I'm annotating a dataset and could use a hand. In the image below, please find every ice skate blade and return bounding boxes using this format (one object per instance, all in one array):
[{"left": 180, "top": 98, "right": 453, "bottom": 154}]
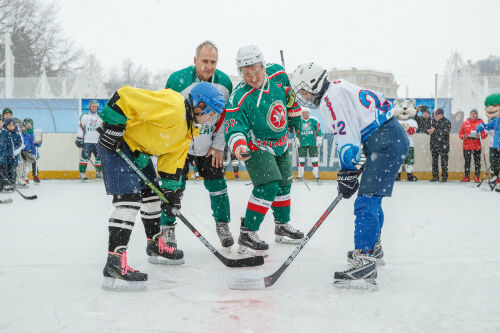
[
  {"left": 227, "top": 274, "right": 265, "bottom": 290},
  {"left": 220, "top": 238, "right": 235, "bottom": 248},
  {"left": 237, "top": 245, "right": 268, "bottom": 258},
  {"left": 333, "top": 278, "right": 378, "bottom": 291},
  {"left": 274, "top": 235, "right": 303, "bottom": 244},
  {"left": 348, "top": 257, "right": 385, "bottom": 267},
  {"left": 222, "top": 246, "right": 232, "bottom": 255},
  {"left": 101, "top": 277, "right": 147, "bottom": 291},
  {"left": 147, "top": 256, "right": 185, "bottom": 265}
]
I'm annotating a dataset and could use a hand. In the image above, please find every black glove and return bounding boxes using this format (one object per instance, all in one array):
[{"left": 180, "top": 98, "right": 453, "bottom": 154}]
[
  {"left": 161, "top": 188, "right": 184, "bottom": 217},
  {"left": 21, "top": 151, "right": 36, "bottom": 163},
  {"left": 97, "top": 123, "right": 126, "bottom": 151},
  {"left": 75, "top": 137, "right": 83, "bottom": 148},
  {"left": 337, "top": 170, "right": 359, "bottom": 199}
]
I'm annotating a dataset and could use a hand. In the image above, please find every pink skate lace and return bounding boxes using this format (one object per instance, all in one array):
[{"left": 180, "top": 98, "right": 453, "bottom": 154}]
[
  {"left": 110, "top": 250, "right": 137, "bottom": 275},
  {"left": 158, "top": 237, "right": 175, "bottom": 255}
]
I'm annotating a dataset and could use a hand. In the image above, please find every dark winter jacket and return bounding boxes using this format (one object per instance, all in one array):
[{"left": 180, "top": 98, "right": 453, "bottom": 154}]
[
  {"left": 416, "top": 116, "right": 432, "bottom": 133},
  {"left": 0, "top": 127, "right": 23, "bottom": 165},
  {"left": 430, "top": 117, "right": 451, "bottom": 152},
  {"left": 459, "top": 118, "right": 486, "bottom": 150}
]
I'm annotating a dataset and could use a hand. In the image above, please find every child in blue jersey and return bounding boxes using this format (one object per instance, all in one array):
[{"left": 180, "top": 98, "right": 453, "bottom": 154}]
[{"left": 0, "top": 118, "right": 24, "bottom": 192}]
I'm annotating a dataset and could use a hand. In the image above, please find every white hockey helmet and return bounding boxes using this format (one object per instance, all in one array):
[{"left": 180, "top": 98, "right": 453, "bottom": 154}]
[
  {"left": 236, "top": 45, "right": 265, "bottom": 75},
  {"left": 291, "top": 62, "right": 329, "bottom": 109}
]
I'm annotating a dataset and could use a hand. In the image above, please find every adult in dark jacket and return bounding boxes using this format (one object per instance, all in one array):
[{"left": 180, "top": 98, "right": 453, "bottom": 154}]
[
  {"left": 428, "top": 109, "right": 451, "bottom": 182},
  {"left": 416, "top": 106, "right": 432, "bottom": 133}
]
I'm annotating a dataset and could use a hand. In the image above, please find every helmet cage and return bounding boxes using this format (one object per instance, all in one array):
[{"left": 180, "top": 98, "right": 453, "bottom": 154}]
[{"left": 294, "top": 77, "right": 327, "bottom": 109}]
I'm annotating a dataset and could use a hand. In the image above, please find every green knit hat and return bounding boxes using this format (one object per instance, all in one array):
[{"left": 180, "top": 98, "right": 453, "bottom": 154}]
[
  {"left": 2, "top": 108, "right": 13, "bottom": 115},
  {"left": 484, "top": 93, "right": 500, "bottom": 106}
]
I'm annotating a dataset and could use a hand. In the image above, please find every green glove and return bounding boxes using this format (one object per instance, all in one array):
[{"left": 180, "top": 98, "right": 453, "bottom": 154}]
[{"left": 133, "top": 151, "right": 151, "bottom": 170}]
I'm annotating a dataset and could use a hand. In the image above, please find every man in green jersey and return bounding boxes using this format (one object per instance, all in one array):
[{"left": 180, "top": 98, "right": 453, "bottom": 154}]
[
  {"left": 224, "top": 45, "right": 304, "bottom": 256},
  {"left": 165, "top": 40, "right": 234, "bottom": 249},
  {"left": 295, "top": 108, "right": 322, "bottom": 182}
]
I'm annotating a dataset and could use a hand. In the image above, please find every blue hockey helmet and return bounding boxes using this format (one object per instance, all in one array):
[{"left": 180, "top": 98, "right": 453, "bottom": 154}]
[{"left": 189, "top": 82, "right": 225, "bottom": 115}]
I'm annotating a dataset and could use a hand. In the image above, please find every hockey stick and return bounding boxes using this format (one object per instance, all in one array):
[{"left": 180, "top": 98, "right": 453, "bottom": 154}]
[
  {"left": 116, "top": 148, "right": 264, "bottom": 268},
  {"left": 227, "top": 167, "right": 363, "bottom": 290},
  {"left": 490, "top": 176, "right": 500, "bottom": 192},
  {"left": 477, "top": 151, "right": 491, "bottom": 188},
  {"left": 293, "top": 126, "right": 311, "bottom": 191},
  {"left": 0, "top": 173, "right": 38, "bottom": 200},
  {"left": 280, "top": 49, "right": 311, "bottom": 191}
]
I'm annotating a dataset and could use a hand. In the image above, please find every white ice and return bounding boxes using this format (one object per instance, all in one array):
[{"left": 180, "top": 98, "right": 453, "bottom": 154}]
[{"left": 1, "top": 180, "right": 499, "bottom": 332}]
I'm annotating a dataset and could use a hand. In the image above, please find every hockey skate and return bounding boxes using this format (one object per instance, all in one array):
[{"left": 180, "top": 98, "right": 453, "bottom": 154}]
[
  {"left": 216, "top": 222, "right": 234, "bottom": 248},
  {"left": 102, "top": 246, "right": 147, "bottom": 290},
  {"left": 96, "top": 170, "right": 103, "bottom": 179},
  {"left": 407, "top": 173, "right": 418, "bottom": 182},
  {"left": 347, "top": 238, "right": 385, "bottom": 266},
  {"left": 237, "top": 218, "right": 268, "bottom": 257},
  {"left": 334, "top": 249, "right": 378, "bottom": 291},
  {"left": 33, "top": 175, "right": 40, "bottom": 184},
  {"left": 80, "top": 172, "right": 88, "bottom": 181},
  {"left": 146, "top": 232, "right": 184, "bottom": 265},
  {"left": 274, "top": 222, "right": 304, "bottom": 244},
  {"left": 2, "top": 184, "right": 14, "bottom": 192}
]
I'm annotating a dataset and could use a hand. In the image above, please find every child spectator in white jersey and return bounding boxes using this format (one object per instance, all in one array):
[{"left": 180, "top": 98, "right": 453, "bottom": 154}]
[{"left": 75, "top": 100, "right": 103, "bottom": 180}]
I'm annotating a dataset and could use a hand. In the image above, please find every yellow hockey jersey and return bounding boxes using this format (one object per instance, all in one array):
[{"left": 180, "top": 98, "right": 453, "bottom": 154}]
[{"left": 100, "top": 86, "right": 200, "bottom": 178}]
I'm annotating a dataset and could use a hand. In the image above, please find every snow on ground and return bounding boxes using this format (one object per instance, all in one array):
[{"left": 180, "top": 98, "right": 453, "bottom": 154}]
[{"left": 1, "top": 179, "right": 499, "bottom": 333}]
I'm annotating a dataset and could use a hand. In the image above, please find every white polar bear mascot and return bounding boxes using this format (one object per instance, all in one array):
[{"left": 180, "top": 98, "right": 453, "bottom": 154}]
[{"left": 394, "top": 99, "right": 419, "bottom": 181}]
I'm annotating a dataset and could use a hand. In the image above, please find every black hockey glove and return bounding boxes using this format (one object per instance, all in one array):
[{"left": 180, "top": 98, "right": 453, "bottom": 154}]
[
  {"left": 337, "top": 170, "right": 359, "bottom": 199},
  {"left": 160, "top": 188, "right": 184, "bottom": 218},
  {"left": 75, "top": 137, "right": 83, "bottom": 148},
  {"left": 97, "top": 123, "right": 126, "bottom": 151},
  {"left": 21, "top": 151, "right": 36, "bottom": 163}
]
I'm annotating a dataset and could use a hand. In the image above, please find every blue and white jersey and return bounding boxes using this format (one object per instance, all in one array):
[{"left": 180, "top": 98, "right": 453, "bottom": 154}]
[{"left": 318, "top": 80, "right": 393, "bottom": 170}]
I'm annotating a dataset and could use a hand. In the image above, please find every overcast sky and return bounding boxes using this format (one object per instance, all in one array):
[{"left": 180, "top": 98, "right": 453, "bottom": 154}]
[{"left": 44, "top": 0, "right": 500, "bottom": 97}]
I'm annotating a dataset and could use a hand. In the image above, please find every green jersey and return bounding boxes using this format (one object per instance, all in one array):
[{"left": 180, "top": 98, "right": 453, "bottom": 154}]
[
  {"left": 224, "top": 63, "right": 301, "bottom": 156},
  {"left": 166, "top": 66, "right": 233, "bottom": 155},
  {"left": 297, "top": 116, "right": 322, "bottom": 147}
]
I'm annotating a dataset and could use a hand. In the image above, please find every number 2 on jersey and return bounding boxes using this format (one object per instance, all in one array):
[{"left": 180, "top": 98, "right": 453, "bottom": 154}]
[{"left": 359, "top": 90, "right": 390, "bottom": 113}]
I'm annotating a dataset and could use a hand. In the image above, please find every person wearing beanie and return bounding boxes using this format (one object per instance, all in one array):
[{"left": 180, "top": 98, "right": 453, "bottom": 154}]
[
  {"left": 459, "top": 109, "right": 487, "bottom": 182},
  {"left": 19, "top": 118, "right": 42, "bottom": 184},
  {"left": 476, "top": 93, "right": 500, "bottom": 191},
  {"left": 0, "top": 118, "right": 24, "bottom": 192},
  {"left": 416, "top": 106, "right": 432, "bottom": 133}
]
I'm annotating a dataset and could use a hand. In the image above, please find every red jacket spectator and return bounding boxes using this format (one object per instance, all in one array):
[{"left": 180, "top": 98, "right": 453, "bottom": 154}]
[{"left": 459, "top": 116, "right": 487, "bottom": 150}]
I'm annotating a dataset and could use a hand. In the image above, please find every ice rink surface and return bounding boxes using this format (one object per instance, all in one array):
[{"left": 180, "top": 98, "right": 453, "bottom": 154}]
[{"left": 1, "top": 179, "right": 499, "bottom": 333}]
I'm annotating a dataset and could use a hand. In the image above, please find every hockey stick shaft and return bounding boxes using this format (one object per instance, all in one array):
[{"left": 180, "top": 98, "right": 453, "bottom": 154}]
[
  {"left": 0, "top": 172, "right": 37, "bottom": 200},
  {"left": 263, "top": 192, "right": 343, "bottom": 287},
  {"left": 115, "top": 148, "right": 264, "bottom": 267},
  {"left": 262, "top": 167, "right": 363, "bottom": 288},
  {"left": 478, "top": 153, "right": 491, "bottom": 187}
]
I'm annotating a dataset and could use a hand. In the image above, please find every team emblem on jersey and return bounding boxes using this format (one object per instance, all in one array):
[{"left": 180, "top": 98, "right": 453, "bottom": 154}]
[{"left": 267, "top": 101, "right": 287, "bottom": 132}]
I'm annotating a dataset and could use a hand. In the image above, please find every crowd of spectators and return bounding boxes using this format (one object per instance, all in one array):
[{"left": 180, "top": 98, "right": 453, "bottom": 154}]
[{"left": 413, "top": 104, "right": 496, "bottom": 188}]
